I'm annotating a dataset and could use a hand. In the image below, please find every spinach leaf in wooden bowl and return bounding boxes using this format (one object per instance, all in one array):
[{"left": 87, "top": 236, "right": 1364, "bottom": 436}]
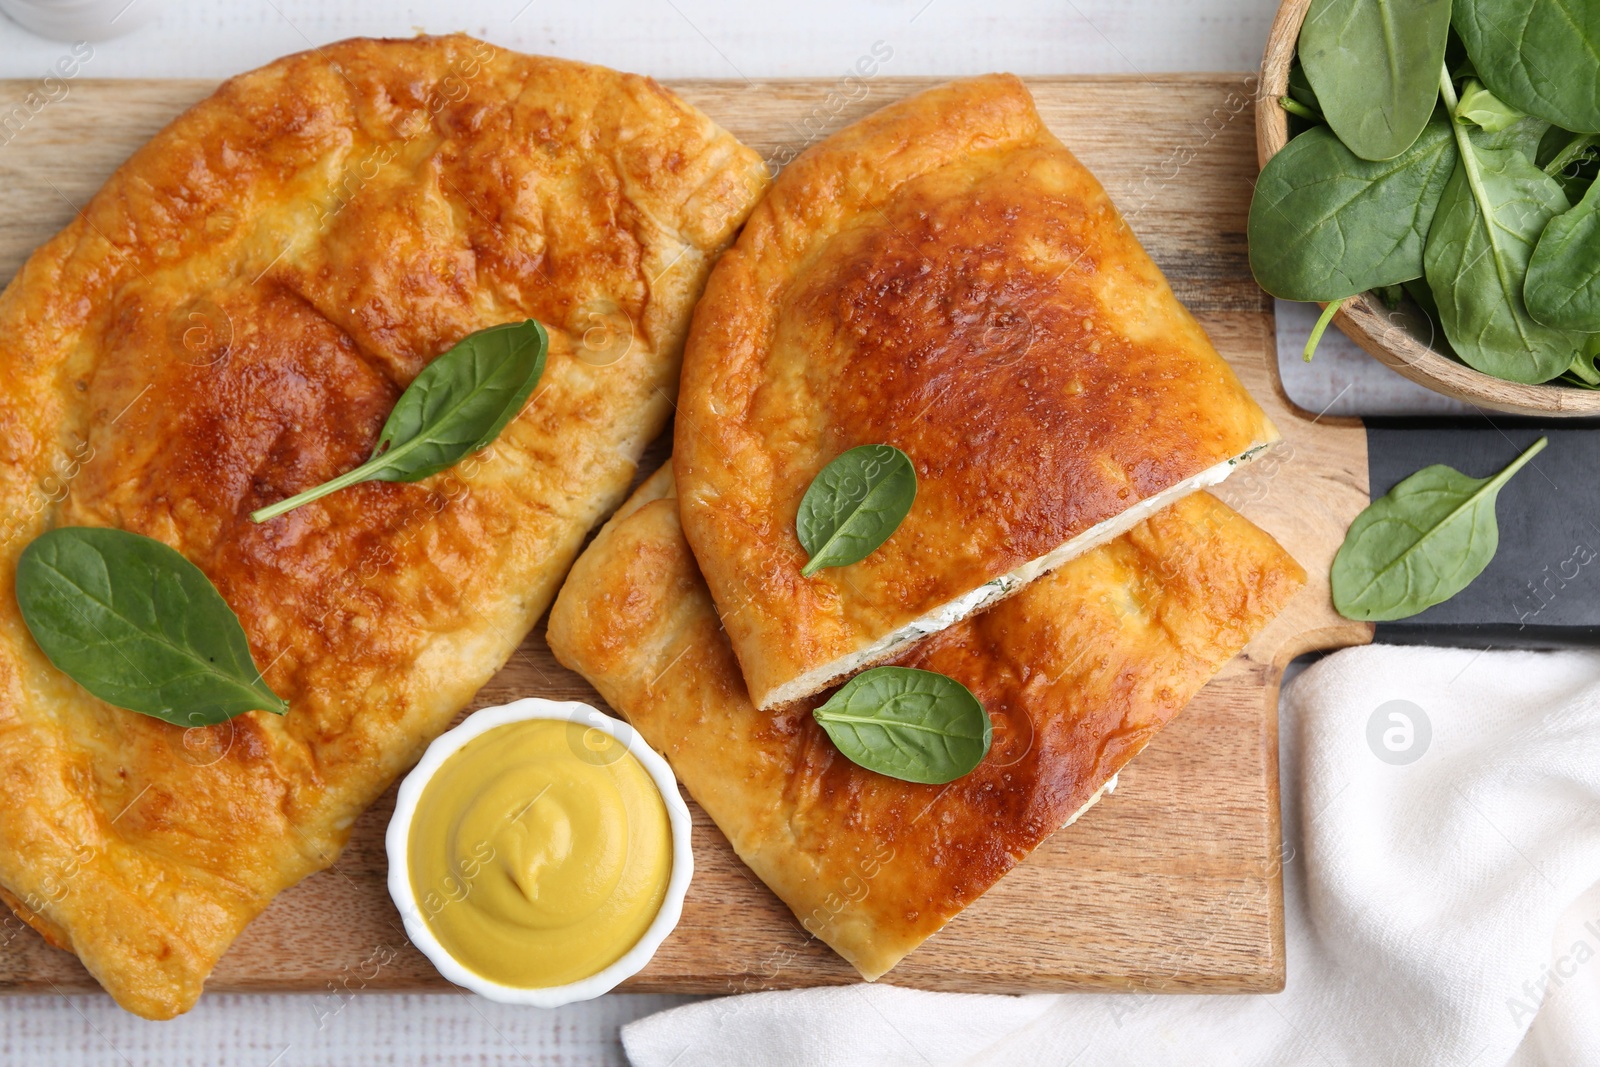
[{"left": 1255, "top": 0, "right": 1600, "bottom": 414}]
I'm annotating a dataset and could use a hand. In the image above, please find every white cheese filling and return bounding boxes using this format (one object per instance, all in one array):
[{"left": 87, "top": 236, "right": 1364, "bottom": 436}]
[
  {"left": 1062, "top": 773, "right": 1118, "bottom": 829},
  {"left": 760, "top": 446, "right": 1267, "bottom": 708}
]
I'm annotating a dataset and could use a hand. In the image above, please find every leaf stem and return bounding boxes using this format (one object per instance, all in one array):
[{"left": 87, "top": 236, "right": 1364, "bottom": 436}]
[
  {"left": 1280, "top": 96, "right": 1319, "bottom": 122},
  {"left": 813, "top": 710, "right": 972, "bottom": 735},
  {"left": 1544, "top": 134, "right": 1599, "bottom": 177},
  {"left": 1303, "top": 297, "right": 1347, "bottom": 362},
  {"left": 1438, "top": 65, "right": 1485, "bottom": 202},
  {"left": 1487, "top": 435, "right": 1548, "bottom": 490},
  {"left": 250, "top": 457, "right": 384, "bottom": 523}
]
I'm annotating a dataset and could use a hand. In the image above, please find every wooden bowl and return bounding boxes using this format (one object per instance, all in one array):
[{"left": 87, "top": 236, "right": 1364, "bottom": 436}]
[{"left": 1258, "top": 0, "right": 1600, "bottom": 416}]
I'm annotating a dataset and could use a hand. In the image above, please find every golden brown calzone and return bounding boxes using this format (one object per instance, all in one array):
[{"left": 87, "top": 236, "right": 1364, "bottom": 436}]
[
  {"left": 0, "top": 36, "right": 766, "bottom": 1018},
  {"left": 549, "top": 466, "right": 1303, "bottom": 979},
  {"left": 674, "top": 74, "right": 1279, "bottom": 709}
]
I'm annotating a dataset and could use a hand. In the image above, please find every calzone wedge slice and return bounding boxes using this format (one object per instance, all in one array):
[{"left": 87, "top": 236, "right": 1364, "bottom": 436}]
[
  {"left": 675, "top": 74, "right": 1279, "bottom": 709},
  {"left": 0, "top": 36, "right": 766, "bottom": 1018},
  {"left": 549, "top": 466, "right": 1304, "bottom": 980}
]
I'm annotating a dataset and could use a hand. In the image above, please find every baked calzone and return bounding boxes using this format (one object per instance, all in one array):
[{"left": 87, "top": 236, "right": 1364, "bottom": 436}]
[
  {"left": 548, "top": 466, "right": 1303, "bottom": 979},
  {"left": 674, "top": 74, "right": 1279, "bottom": 709},
  {"left": 0, "top": 36, "right": 766, "bottom": 1018}
]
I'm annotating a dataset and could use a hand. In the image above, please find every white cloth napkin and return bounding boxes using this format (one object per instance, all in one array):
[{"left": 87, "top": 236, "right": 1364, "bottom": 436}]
[{"left": 622, "top": 645, "right": 1600, "bottom": 1067}]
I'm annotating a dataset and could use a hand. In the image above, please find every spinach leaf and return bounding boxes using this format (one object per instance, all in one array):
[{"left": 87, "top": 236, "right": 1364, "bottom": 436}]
[
  {"left": 811, "top": 666, "right": 991, "bottom": 784},
  {"left": 1425, "top": 74, "right": 1583, "bottom": 383},
  {"left": 16, "top": 527, "right": 288, "bottom": 724},
  {"left": 1300, "top": 0, "right": 1453, "bottom": 160},
  {"left": 1453, "top": 0, "right": 1600, "bottom": 134},
  {"left": 796, "top": 444, "right": 917, "bottom": 576},
  {"left": 1565, "top": 335, "right": 1600, "bottom": 387},
  {"left": 1249, "top": 119, "right": 1457, "bottom": 301},
  {"left": 1285, "top": 59, "right": 1326, "bottom": 134},
  {"left": 1397, "top": 276, "right": 1460, "bottom": 357},
  {"left": 1455, "top": 79, "right": 1525, "bottom": 132},
  {"left": 1472, "top": 114, "right": 1553, "bottom": 160},
  {"left": 1526, "top": 176, "right": 1600, "bottom": 330},
  {"left": 251, "top": 320, "right": 548, "bottom": 522},
  {"left": 1289, "top": 58, "right": 1323, "bottom": 116},
  {"left": 1331, "top": 437, "right": 1547, "bottom": 621}
]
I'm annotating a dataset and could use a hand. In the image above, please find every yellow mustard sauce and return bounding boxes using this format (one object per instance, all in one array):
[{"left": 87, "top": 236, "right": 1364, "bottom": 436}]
[{"left": 408, "top": 719, "right": 672, "bottom": 988}]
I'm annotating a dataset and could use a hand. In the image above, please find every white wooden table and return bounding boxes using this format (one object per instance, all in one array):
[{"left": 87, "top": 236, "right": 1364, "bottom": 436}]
[{"left": 0, "top": 1, "right": 1455, "bottom": 1062}]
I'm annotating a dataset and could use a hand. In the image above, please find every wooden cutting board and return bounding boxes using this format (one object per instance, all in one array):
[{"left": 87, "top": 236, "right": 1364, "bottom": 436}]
[{"left": 0, "top": 74, "right": 1370, "bottom": 1000}]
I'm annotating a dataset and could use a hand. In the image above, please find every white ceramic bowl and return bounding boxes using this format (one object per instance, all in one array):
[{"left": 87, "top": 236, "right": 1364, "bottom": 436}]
[
  {"left": 386, "top": 697, "right": 693, "bottom": 1007},
  {"left": 0, "top": 0, "right": 161, "bottom": 41}
]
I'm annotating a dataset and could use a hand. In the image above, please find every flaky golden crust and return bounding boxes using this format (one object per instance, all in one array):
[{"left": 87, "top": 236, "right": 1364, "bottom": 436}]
[
  {"left": 674, "top": 74, "right": 1279, "bottom": 709},
  {"left": 0, "top": 36, "right": 766, "bottom": 1018},
  {"left": 549, "top": 467, "right": 1303, "bottom": 980}
]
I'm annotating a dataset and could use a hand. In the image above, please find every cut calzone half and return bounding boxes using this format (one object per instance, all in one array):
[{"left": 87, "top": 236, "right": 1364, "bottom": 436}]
[
  {"left": 548, "top": 466, "right": 1304, "bottom": 980},
  {"left": 675, "top": 74, "right": 1279, "bottom": 709},
  {"left": 0, "top": 36, "right": 766, "bottom": 1018}
]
